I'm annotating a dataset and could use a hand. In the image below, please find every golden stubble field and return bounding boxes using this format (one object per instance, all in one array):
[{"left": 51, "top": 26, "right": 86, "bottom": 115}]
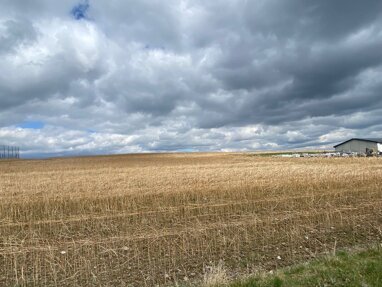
[{"left": 0, "top": 153, "right": 381, "bottom": 286}]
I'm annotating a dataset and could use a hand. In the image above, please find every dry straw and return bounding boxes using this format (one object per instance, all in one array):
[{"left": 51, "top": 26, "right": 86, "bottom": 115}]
[{"left": 0, "top": 153, "right": 381, "bottom": 286}]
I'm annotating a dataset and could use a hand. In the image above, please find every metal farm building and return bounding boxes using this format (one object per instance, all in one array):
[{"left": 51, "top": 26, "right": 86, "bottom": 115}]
[{"left": 334, "top": 138, "right": 382, "bottom": 155}]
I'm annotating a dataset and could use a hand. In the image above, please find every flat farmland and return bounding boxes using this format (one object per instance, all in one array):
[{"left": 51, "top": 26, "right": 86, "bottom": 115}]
[{"left": 0, "top": 153, "right": 381, "bottom": 286}]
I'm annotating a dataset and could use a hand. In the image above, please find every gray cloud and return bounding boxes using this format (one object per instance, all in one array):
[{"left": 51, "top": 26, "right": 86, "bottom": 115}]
[
  {"left": 0, "top": 0, "right": 382, "bottom": 157},
  {"left": 0, "top": 18, "right": 37, "bottom": 54}
]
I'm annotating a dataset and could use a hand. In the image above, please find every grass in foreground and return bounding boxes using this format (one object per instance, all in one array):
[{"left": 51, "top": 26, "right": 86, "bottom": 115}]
[{"left": 226, "top": 247, "right": 382, "bottom": 287}]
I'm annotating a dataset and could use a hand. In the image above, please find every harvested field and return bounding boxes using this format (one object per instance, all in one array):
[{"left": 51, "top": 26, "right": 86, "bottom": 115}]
[{"left": 0, "top": 153, "right": 381, "bottom": 286}]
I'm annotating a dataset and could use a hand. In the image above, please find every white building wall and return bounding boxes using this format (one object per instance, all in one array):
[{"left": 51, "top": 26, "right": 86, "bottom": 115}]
[
  {"left": 335, "top": 140, "right": 378, "bottom": 153},
  {"left": 378, "top": 143, "right": 382, "bottom": 152}
]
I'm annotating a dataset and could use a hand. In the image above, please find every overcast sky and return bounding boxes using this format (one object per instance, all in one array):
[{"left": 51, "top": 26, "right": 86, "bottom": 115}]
[{"left": 1, "top": 0, "right": 382, "bottom": 157}]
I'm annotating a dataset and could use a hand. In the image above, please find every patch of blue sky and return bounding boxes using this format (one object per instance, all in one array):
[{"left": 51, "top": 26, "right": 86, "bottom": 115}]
[
  {"left": 71, "top": 0, "right": 89, "bottom": 20},
  {"left": 17, "top": 121, "right": 45, "bottom": 129}
]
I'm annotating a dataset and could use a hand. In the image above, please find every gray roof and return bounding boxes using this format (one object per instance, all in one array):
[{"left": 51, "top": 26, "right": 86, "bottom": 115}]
[
  {"left": 363, "top": 138, "right": 382, "bottom": 143},
  {"left": 334, "top": 138, "right": 382, "bottom": 148}
]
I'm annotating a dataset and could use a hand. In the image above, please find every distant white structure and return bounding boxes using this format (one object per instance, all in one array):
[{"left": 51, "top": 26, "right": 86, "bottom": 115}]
[{"left": 334, "top": 138, "right": 382, "bottom": 155}]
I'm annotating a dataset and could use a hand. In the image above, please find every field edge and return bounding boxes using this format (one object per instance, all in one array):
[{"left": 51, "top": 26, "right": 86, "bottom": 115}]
[{"left": 182, "top": 244, "right": 382, "bottom": 287}]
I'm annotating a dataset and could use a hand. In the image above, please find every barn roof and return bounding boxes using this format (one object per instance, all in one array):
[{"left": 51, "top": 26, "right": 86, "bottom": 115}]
[{"left": 334, "top": 138, "right": 382, "bottom": 148}]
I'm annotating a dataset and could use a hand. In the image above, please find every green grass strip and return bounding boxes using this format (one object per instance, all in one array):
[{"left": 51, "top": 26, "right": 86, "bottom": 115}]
[{"left": 228, "top": 246, "right": 382, "bottom": 287}]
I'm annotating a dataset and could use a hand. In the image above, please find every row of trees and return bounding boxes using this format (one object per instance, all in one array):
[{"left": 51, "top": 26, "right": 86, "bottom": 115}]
[{"left": 0, "top": 146, "right": 20, "bottom": 159}]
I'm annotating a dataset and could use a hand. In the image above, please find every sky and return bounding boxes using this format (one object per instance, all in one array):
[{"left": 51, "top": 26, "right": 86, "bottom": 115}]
[{"left": 1, "top": 0, "right": 382, "bottom": 157}]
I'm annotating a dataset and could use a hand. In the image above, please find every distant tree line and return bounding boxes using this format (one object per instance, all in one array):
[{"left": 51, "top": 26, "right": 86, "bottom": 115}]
[{"left": 0, "top": 145, "right": 20, "bottom": 159}]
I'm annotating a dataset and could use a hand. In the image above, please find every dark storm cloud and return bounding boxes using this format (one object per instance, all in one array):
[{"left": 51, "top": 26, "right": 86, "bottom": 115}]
[
  {"left": 244, "top": 0, "right": 382, "bottom": 41},
  {"left": 90, "top": 0, "right": 182, "bottom": 50},
  {"left": 1, "top": 0, "right": 382, "bottom": 156},
  {"left": 197, "top": 0, "right": 382, "bottom": 127}
]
